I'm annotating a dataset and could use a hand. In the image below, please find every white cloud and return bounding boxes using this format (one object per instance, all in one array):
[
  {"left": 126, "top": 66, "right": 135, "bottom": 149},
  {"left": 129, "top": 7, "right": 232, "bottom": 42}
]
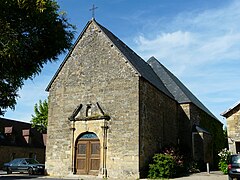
[
  {"left": 133, "top": 0, "right": 240, "bottom": 123},
  {"left": 4, "top": 0, "right": 240, "bottom": 125},
  {"left": 137, "top": 31, "right": 194, "bottom": 49}
]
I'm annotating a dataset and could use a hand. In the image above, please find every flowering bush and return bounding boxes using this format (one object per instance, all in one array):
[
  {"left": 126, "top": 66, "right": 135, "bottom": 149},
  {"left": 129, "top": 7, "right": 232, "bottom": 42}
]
[
  {"left": 218, "top": 148, "right": 231, "bottom": 174},
  {"left": 148, "top": 147, "right": 186, "bottom": 179},
  {"left": 162, "top": 147, "right": 185, "bottom": 174}
]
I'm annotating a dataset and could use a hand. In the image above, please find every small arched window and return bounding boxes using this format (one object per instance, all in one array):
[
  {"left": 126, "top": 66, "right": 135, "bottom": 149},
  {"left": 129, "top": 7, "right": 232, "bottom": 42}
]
[{"left": 79, "top": 132, "right": 98, "bottom": 139}]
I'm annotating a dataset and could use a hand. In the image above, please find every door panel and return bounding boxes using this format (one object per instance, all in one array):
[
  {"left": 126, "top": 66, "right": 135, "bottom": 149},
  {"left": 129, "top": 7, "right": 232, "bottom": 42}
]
[
  {"left": 89, "top": 141, "right": 100, "bottom": 174},
  {"left": 90, "top": 159, "right": 100, "bottom": 170},
  {"left": 76, "top": 141, "right": 88, "bottom": 174},
  {"left": 18, "top": 160, "right": 28, "bottom": 172},
  {"left": 76, "top": 139, "right": 100, "bottom": 175}
]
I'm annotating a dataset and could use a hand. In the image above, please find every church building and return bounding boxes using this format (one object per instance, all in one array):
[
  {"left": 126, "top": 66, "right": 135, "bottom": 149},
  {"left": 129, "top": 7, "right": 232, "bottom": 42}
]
[{"left": 45, "top": 18, "right": 224, "bottom": 179}]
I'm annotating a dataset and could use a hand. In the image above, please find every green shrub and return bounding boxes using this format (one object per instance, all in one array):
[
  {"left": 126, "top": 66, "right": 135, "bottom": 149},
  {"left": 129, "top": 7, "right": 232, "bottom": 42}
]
[
  {"left": 218, "top": 148, "right": 231, "bottom": 174},
  {"left": 148, "top": 153, "right": 176, "bottom": 179},
  {"left": 161, "top": 147, "right": 185, "bottom": 175},
  {"left": 218, "top": 160, "right": 228, "bottom": 174}
]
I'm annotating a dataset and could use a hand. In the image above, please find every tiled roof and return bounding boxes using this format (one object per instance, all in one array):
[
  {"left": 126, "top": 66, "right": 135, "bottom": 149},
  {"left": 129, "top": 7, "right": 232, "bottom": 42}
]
[
  {"left": 0, "top": 117, "right": 46, "bottom": 147},
  {"left": 147, "top": 56, "right": 218, "bottom": 120}
]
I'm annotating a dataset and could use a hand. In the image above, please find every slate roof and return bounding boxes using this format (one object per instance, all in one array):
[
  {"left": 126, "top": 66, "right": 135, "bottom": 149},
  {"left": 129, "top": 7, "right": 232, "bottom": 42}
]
[
  {"left": 147, "top": 56, "right": 218, "bottom": 120},
  {"left": 221, "top": 100, "right": 240, "bottom": 117},
  {"left": 45, "top": 19, "right": 218, "bottom": 121},
  {"left": 0, "top": 117, "right": 46, "bottom": 147},
  {"left": 95, "top": 21, "right": 174, "bottom": 99},
  {"left": 46, "top": 19, "right": 174, "bottom": 99}
]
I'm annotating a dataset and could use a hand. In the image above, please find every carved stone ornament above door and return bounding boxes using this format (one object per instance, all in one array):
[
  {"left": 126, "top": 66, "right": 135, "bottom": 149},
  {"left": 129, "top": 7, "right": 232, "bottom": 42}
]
[{"left": 69, "top": 102, "right": 110, "bottom": 121}]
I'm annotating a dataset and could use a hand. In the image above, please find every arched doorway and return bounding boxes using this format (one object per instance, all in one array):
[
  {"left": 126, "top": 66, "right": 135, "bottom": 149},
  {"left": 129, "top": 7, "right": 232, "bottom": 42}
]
[{"left": 75, "top": 132, "right": 100, "bottom": 175}]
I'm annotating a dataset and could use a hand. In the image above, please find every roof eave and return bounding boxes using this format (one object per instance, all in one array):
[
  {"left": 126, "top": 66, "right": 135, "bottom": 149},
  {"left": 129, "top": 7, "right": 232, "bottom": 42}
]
[{"left": 221, "top": 101, "right": 240, "bottom": 117}]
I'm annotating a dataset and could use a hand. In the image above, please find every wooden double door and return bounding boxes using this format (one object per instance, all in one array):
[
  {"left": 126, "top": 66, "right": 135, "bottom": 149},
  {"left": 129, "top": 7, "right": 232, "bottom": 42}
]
[{"left": 76, "top": 138, "right": 100, "bottom": 175}]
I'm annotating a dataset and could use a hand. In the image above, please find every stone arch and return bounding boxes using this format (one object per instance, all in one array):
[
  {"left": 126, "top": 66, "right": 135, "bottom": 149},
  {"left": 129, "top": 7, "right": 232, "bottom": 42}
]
[{"left": 74, "top": 132, "right": 100, "bottom": 175}]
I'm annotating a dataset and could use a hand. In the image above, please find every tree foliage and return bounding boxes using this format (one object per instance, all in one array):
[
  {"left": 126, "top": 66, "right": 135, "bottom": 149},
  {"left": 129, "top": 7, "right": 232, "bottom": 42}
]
[
  {"left": 0, "top": 0, "right": 75, "bottom": 115},
  {"left": 31, "top": 99, "right": 48, "bottom": 133},
  {"left": 223, "top": 126, "right": 229, "bottom": 149}
]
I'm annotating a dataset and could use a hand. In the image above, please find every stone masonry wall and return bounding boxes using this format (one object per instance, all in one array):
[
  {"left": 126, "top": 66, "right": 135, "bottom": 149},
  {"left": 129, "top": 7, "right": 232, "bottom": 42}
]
[
  {"left": 226, "top": 106, "right": 240, "bottom": 153},
  {"left": 178, "top": 104, "right": 192, "bottom": 156},
  {"left": 192, "top": 104, "right": 224, "bottom": 167},
  {"left": 46, "top": 21, "right": 139, "bottom": 178},
  {"left": 139, "top": 78, "right": 178, "bottom": 176},
  {"left": 178, "top": 103, "right": 224, "bottom": 166}
]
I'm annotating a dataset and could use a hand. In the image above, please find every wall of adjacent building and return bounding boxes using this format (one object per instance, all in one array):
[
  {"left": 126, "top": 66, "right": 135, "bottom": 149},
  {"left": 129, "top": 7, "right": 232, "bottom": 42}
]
[
  {"left": 139, "top": 78, "right": 178, "bottom": 176},
  {"left": 178, "top": 103, "right": 224, "bottom": 168},
  {"left": 46, "top": 21, "right": 140, "bottom": 179},
  {"left": 191, "top": 104, "right": 224, "bottom": 167},
  {"left": 225, "top": 106, "right": 240, "bottom": 154},
  {"left": 0, "top": 118, "right": 46, "bottom": 169}
]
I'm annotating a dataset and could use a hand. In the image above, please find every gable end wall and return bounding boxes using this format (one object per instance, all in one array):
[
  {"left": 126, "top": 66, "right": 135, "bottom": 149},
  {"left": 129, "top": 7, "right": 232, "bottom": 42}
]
[{"left": 46, "top": 22, "right": 140, "bottom": 178}]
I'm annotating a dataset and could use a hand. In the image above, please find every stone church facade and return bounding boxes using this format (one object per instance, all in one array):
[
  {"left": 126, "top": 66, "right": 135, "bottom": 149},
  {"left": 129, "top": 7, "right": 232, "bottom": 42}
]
[{"left": 45, "top": 19, "right": 224, "bottom": 179}]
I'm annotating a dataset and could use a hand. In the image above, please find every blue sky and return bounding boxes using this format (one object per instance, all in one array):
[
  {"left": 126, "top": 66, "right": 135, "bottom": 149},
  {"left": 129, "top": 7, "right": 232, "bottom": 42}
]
[{"left": 4, "top": 0, "right": 240, "bottom": 126}]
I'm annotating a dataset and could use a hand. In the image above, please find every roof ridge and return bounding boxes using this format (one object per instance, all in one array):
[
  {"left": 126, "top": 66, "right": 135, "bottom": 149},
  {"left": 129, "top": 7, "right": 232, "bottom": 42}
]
[{"left": 0, "top": 117, "right": 31, "bottom": 125}]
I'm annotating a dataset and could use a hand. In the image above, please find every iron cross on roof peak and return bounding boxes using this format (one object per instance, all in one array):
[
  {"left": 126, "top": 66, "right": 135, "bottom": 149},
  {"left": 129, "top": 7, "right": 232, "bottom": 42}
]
[{"left": 89, "top": 4, "right": 98, "bottom": 19}]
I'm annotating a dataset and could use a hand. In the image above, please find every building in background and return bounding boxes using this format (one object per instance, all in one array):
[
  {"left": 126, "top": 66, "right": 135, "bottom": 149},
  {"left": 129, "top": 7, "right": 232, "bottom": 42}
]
[
  {"left": 0, "top": 117, "right": 46, "bottom": 169},
  {"left": 222, "top": 101, "right": 240, "bottom": 153}
]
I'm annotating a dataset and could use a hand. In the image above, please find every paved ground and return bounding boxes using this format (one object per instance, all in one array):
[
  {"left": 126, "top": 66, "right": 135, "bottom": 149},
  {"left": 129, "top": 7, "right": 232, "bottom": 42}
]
[
  {"left": 0, "top": 170, "right": 228, "bottom": 180},
  {"left": 171, "top": 171, "right": 228, "bottom": 180}
]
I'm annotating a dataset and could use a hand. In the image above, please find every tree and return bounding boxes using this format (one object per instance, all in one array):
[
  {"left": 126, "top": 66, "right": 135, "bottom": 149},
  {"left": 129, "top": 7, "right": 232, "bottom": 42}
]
[
  {"left": 223, "top": 126, "right": 229, "bottom": 149},
  {"left": 31, "top": 99, "right": 48, "bottom": 133},
  {"left": 0, "top": 0, "right": 75, "bottom": 115}
]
